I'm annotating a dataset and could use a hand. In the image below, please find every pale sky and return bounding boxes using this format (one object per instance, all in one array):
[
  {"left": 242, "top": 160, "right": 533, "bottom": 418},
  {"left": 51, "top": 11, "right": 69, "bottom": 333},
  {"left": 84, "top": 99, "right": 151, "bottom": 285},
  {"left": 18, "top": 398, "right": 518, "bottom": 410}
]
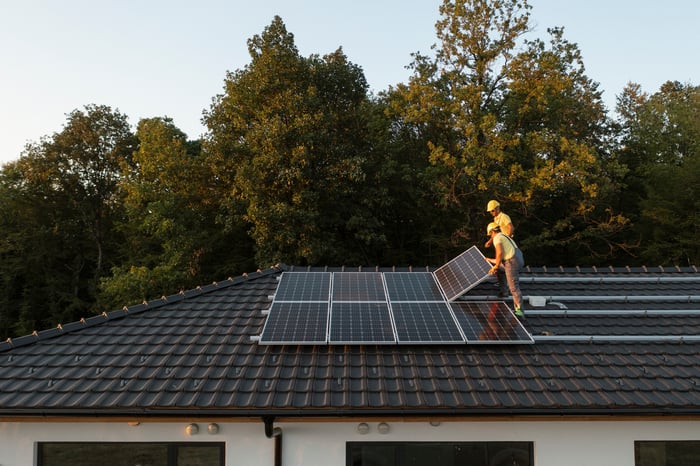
[{"left": 1, "top": 0, "right": 698, "bottom": 165}]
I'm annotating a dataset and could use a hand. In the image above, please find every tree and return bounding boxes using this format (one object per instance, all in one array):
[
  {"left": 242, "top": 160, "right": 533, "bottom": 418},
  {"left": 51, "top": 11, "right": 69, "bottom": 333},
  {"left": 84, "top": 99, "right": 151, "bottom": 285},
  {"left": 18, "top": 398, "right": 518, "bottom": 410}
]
[
  {"left": 387, "top": 0, "right": 626, "bottom": 264},
  {"left": 99, "top": 118, "right": 255, "bottom": 309},
  {"left": 204, "top": 16, "right": 384, "bottom": 266},
  {"left": 0, "top": 105, "right": 135, "bottom": 337},
  {"left": 616, "top": 81, "right": 700, "bottom": 265}
]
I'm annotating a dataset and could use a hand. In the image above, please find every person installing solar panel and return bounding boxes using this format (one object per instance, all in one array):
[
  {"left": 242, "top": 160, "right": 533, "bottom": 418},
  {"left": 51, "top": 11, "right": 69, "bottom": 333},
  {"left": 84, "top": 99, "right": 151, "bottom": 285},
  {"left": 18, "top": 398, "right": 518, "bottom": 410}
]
[
  {"left": 484, "top": 221, "right": 525, "bottom": 318},
  {"left": 484, "top": 200, "right": 514, "bottom": 248},
  {"left": 483, "top": 200, "right": 516, "bottom": 298}
]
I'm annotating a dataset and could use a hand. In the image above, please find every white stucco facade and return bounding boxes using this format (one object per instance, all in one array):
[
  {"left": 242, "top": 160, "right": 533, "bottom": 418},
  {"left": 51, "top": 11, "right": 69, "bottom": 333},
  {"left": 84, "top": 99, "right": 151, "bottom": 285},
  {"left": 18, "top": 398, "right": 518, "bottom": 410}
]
[{"left": 1, "top": 418, "right": 699, "bottom": 466}]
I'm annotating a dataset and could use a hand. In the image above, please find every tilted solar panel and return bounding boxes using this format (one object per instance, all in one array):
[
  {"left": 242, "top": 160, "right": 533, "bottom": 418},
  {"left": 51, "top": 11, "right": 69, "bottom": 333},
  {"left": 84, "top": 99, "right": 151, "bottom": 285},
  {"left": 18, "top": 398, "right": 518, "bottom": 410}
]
[
  {"left": 450, "top": 301, "right": 533, "bottom": 344},
  {"left": 433, "top": 246, "right": 492, "bottom": 301},
  {"left": 329, "top": 302, "right": 396, "bottom": 344}
]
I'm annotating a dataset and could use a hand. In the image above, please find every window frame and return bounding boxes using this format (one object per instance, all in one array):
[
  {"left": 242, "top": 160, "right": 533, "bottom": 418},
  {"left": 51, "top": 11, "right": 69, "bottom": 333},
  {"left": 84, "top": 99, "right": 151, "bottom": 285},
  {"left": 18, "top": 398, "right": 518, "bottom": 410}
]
[
  {"left": 347, "top": 440, "right": 534, "bottom": 466},
  {"left": 635, "top": 440, "right": 700, "bottom": 466},
  {"left": 37, "top": 441, "right": 225, "bottom": 466}
]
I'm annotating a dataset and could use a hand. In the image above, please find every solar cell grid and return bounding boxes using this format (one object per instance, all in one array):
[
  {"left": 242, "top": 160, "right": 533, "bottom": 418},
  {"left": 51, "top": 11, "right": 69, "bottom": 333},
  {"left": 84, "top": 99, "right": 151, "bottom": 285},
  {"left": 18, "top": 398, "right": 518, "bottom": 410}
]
[
  {"left": 259, "top": 301, "right": 329, "bottom": 344},
  {"left": 329, "top": 302, "right": 396, "bottom": 344},
  {"left": 434, "top": 246, "right": 491, "bottom": 301},
  {"left": 275, "top": 272, "right": 331, "bottom": 302},
  {"left": 384, "top": 272, "right": 445, "bottom": 302},
  {"left": 450, "top": 301, "right": 533, "bottom": 344},
  {"left": 391, "top": 302, "right": 465, "bottom": 344},
  {"left": 332, "top": 272, "right": 385, "bottom": 302}
]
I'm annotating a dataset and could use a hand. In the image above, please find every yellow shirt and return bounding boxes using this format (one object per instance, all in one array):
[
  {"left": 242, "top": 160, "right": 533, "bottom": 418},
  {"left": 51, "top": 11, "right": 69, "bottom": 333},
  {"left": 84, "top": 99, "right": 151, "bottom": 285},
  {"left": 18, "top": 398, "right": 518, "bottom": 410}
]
[{"left": 494, "top": 212, "right": 513, "bottom": 236}]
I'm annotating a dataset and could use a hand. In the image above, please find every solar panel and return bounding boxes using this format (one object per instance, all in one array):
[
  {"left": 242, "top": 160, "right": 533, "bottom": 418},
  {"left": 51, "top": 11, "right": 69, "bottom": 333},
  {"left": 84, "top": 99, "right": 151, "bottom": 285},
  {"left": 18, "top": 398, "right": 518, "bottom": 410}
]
[
  {"left": 275, "top": 272, "right": 331, "bottom": 301},
  {"left": 329, "top": 302, "right": 396, "bottom": 344},
  {"left": 450, "top": 301, "right": 533, "bottom": 344},
  {"left": 332, "top": 272, "right": 385, "bottom": 302},
  {"left": 433, "top": 246, "right": 492, "bottom": 301},
  {"left": 259, "top": 249, "right": 533, "bottom": 345},
  {"left": 384, "top": 272, "right": 445, "bottom": 301},
  {"left": 259, "top": 302, "right": 329, "bottom": 344},
  {"left": 391, "top": 302, "right": 465, "bottom": 344}
]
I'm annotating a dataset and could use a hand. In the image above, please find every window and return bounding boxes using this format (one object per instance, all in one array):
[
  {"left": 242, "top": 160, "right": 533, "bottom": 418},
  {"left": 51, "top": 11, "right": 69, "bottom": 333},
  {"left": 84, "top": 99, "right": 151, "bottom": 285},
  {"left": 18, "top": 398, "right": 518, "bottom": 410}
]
[
  {"left": 635, "top": 441, "right": 700, "bottom": 466},
  {"left": 38, "top": 442, "right": 224, "bottom": 466},
  {"left": 348, "top": 441, "right": 533, "bottom": 466}
]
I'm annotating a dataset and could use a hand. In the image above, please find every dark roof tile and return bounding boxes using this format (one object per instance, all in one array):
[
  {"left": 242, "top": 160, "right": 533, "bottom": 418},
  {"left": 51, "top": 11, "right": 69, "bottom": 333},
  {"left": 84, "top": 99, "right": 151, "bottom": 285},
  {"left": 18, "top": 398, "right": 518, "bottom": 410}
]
[{"left": 2, "top": 267, "right": 700, "bottom": 416}]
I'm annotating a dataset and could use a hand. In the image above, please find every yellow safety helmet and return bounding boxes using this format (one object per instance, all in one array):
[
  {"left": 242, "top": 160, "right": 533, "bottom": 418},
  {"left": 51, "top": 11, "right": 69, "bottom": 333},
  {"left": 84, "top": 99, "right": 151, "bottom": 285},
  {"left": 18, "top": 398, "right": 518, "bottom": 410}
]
[
  {"left": 486, "top": 222, "right": 500, "bottom": 235},
  {"left": 486, "top": 200, "right": 500, "bottom": 212}
]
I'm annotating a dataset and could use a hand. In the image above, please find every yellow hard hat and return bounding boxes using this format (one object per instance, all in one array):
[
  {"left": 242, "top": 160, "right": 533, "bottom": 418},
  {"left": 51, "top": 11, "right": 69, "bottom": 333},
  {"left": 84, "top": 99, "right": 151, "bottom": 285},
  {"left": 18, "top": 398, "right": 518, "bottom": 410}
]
[
  {"left": 486, "top": 222, "right": 500, "bottom": 235},
  {"left": 486, "top": 200, "right": 500, "bottom": 212}
]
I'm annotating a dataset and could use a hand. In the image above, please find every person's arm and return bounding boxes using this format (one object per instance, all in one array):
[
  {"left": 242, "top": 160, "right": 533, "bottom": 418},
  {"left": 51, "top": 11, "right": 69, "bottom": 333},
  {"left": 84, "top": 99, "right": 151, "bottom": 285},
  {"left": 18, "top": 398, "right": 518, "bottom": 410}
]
[
  {"left": 487, "top": 240, "right": 504, "bottom": 274},
  {"left": 502, "top": 221, "right": 513, "bottom": 237}
]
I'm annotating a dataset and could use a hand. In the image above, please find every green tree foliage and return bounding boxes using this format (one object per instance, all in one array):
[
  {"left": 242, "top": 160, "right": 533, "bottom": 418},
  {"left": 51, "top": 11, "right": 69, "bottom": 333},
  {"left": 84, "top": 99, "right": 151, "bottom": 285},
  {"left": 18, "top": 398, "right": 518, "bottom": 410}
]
[
  {"left": 1, "top": 7, "right": 698, "bottom": 339},
  {"left": 99, "top": 118, "right": 255, "bottom": 309},
  {"left": 387, "top": 0, "right": 626, "bottom": 264},
  {"left": 616, "top": 81, "right": 700, "bottom": 265},
  {"left": 500, "top": 27, "right": 629, "bottom": 264},
  {"left": 0, "top": 105, "right": 135, "bottom": 336},
  {"left": 204, "top": 16, "right": 386, "bottom": 266}
]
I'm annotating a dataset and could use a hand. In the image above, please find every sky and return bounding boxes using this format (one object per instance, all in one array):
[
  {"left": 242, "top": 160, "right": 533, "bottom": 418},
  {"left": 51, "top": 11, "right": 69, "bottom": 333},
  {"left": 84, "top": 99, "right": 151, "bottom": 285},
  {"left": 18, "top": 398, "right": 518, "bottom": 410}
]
[{"left": 1, "top": 0, "right": 698, "bottom": 165}]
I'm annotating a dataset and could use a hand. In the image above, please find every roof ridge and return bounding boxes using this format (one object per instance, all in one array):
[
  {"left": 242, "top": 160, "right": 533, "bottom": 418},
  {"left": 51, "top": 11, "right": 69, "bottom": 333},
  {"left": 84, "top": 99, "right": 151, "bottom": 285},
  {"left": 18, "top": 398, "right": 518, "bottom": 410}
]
[{"left": 0, "top": 265, "right": 282, "bottom": 353}]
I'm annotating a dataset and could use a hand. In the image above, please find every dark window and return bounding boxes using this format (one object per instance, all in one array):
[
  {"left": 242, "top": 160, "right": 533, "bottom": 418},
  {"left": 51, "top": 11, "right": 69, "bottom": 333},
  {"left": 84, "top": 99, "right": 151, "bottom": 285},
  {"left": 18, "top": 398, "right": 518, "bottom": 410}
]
[
  {"left": 635, "top": 441, "right": 700, "bottom": 466},
  {"left": 348, "top": 441, "right": 533, "bottom": 466},
  {"left": 38, "top": 442, "right": 224, "bottom": 466}
]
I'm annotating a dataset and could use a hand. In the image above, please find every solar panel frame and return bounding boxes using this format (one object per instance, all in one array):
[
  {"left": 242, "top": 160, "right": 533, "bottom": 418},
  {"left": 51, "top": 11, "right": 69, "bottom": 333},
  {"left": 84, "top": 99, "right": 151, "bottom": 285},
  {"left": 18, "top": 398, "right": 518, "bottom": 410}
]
[
  {"left": 258, "top": 301, "right": 329, "bottom": 345},
  {"left": 274, "top": 272, "right": 331, "bottom": 302},
  {"left": 450, "top": 301, "right": 534, "bottom": 344},
  {"left": 332, "top": 272, "right": 386, "bottom": 302},
  {"left": 390, "top": 301, "right": 466, "bottom": 344},
  {"left": 329, "top": 302, "right": 396, "bottom": 344},
  {"left": 433, "top": 246, "right": 492, "bottom": 301},
  {"left": 384, "top": 272, "right": 446, "bottom": 302}
]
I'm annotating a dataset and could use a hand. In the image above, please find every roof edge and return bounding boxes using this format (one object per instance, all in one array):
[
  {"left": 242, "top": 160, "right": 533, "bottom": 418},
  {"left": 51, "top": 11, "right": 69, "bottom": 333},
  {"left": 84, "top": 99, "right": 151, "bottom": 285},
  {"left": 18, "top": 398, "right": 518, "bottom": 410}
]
[{"left": 0, "top": 265, "right": 283, "bottom": 353}]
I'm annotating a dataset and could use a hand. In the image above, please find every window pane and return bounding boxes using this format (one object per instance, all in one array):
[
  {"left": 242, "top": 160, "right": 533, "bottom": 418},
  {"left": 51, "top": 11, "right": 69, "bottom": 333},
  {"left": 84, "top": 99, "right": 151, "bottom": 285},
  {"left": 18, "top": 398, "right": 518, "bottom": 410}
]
[
  {"left": 177, "top": 445, "right": 223, "bottom": 466},
  {"left": 636, "top": 441, "right": 700, "bottom": 466},
  {"left": 348, "top": 442, "right": 532, "bottom": 466},
  {"left": 485, "top": 443, "right": 531, "bottom": 466},
  {"left": 40, "top": 443, "right": 168, "bottom": 466},
  {"left": 349, "top": 444, "right": 395, "bottom": 466},
  {"left": 400, "top": 444, "right": 454, "bottom": 466},
  {"left": 454, "top": 443, "right": 488, "bottom": 466}
]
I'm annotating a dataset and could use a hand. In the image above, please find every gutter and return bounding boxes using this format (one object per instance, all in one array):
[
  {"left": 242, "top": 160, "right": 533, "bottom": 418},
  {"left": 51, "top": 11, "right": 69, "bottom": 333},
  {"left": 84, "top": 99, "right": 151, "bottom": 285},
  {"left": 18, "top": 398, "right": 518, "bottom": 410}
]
[{"left": 4, "top": 407, "right": 700, "bottom": 418}]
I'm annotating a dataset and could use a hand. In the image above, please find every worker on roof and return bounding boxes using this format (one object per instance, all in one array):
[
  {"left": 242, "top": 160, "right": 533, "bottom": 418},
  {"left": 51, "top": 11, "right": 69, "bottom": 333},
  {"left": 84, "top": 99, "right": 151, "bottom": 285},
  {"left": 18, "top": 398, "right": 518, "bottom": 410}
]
[
  {"left": 485, "top": 222, "right": 524, "bottom": 318},
  {"left": 484, "top": 200, "right": 514, "bottom": 249}
]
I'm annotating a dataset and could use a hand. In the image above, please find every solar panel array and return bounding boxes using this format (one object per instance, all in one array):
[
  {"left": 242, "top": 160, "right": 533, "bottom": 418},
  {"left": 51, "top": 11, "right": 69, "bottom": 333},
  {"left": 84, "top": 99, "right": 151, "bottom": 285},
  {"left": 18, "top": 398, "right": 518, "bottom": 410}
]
[{"left": 258, "top": 248, "right": 533, "bottom": 345}]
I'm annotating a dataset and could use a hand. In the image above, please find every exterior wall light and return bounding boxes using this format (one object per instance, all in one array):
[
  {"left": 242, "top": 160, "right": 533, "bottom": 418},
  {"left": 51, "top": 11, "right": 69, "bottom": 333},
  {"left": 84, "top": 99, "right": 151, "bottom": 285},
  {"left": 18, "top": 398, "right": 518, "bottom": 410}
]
[
  {"left": 207, "top": 422, "right": 220, "bottom": 434},
  {"left": 356, "top": 422, "right": 370, "bottom": 434},
  {"left": 185, "top": 423, "right": 199, "bottom": 436},
  {"left": 377, "top": 422, "right": 390, "bottom": 434}
]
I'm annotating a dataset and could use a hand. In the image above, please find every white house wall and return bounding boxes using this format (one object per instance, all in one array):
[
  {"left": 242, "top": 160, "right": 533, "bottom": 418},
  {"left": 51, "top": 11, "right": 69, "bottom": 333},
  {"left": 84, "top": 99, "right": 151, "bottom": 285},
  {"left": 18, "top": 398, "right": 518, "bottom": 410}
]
[{"left": 1, "top": 419, "right": 699, "bottom": 466}]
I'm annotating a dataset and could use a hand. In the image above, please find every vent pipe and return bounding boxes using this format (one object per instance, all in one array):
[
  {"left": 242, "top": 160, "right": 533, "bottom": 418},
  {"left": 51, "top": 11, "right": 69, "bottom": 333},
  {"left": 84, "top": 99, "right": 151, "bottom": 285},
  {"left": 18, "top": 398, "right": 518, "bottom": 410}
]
[{"left": 263, "top": 416, "right": 283, "bottom": 466}]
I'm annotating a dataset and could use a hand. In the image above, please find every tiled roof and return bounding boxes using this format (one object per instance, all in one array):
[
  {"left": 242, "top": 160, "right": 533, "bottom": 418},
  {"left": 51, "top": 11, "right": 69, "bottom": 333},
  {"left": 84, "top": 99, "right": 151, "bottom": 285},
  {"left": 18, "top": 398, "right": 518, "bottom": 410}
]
[{"left": 1, "top": 264, "right": 700, "bottom": 418}]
